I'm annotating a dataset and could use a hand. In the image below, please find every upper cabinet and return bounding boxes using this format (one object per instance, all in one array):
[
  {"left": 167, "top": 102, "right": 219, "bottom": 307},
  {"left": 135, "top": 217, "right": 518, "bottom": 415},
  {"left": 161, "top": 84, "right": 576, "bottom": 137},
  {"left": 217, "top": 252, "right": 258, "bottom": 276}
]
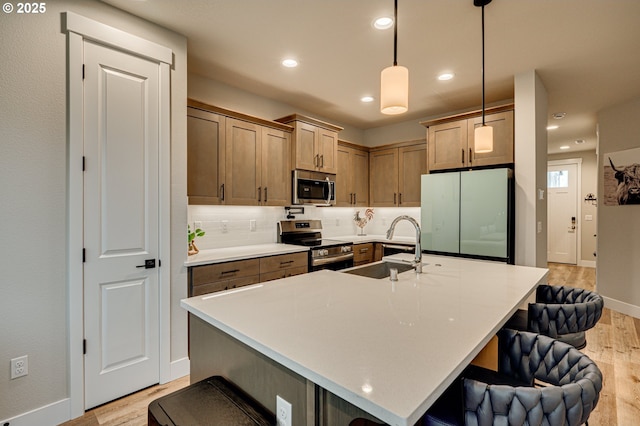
[
  {"left": 422, "top": 105, "right": 514, "bottom": 172},
  {"left": 275, "top": 114, "right": 343, "bottom": 174},
  {"left": 336, "top": 141, "right": 369, "bottom": 207},
  {"left": 369, "top": 142, "right": 427, "bottom": 207},
  {"left": 187, "top": 106, "right": 226, "bottom": 205},
  {"left": 187, "top": 99, "right": 292, "bottom": 206}
]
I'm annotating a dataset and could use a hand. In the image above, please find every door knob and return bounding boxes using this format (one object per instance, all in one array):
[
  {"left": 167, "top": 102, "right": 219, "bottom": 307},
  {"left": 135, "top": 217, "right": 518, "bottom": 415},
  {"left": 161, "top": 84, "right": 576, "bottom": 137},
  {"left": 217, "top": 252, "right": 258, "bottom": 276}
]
[{"left": 136, "top": 259, "right": 156, "bottom": 269}]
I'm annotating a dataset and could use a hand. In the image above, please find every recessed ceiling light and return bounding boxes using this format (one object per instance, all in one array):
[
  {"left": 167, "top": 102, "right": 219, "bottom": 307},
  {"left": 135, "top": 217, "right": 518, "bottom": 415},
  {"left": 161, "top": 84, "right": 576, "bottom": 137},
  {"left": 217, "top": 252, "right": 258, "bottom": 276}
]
[
  {"left": 575, "top": 139, "right": 585, "bottom": 144},
  {"left": 281, "top": 58, "right": 298, "bottom": 68},
  {"left": 559, "top": 145, "right": 570, "bottom": 150},
  {"left": 546, "top": 125, "right": 559, "bottom": 130},
  {"left": 437, "top": 72, "right": 455, "bottom": 81},
  {"left": 361, "top": 96, "right": 374, "bottom": 103},
  {"left": 552, "top": 112, "right": 566, "bottom": 120},
  {"left": 373, "top": 16, "right": 393, "bottom": 30}
]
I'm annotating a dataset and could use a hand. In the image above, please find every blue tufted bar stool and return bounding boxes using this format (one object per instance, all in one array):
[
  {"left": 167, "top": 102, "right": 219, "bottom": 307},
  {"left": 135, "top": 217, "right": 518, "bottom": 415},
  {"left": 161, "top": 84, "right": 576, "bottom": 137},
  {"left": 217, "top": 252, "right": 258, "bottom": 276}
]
[
  {"left": 504, "top": 284, "right": 604, "bottom": 349},
  {"left": 421, "top": 328, "right": 603, "bottom": 426}
]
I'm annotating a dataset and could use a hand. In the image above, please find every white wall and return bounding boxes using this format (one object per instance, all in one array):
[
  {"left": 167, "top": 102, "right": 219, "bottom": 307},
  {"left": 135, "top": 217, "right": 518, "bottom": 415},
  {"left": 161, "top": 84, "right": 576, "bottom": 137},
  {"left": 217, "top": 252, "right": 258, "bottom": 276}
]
[
  {"left": 597, "top": 97, "right": 640, "bottom": 316},
  {"left": 189, "top": 73, "right": 365, "bottom": 144},
  {"left": 548, "top": 151, "right": 598, "bottom": 265},
  {"left": 514, "top": 70, "right": 548, "bottom": 268},
  {"left": 0, "top": 1, "right": 187, "bottom": 422}
]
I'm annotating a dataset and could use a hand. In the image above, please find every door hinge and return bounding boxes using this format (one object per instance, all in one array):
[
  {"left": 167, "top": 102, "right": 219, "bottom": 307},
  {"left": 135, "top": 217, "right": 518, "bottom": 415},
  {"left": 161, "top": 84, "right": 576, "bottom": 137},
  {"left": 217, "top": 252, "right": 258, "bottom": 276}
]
[
  {"left": 83, "top": 339, "right": 87, "bottom": 355},
  {"left": 82, "top": 156, "right": 85, "bottom": 171},
  {"left": 82, "top": 64, "right": 85, "bottom": 80},
  {"left": 82, "top": 248, "right": 86, "bottom": 263}
]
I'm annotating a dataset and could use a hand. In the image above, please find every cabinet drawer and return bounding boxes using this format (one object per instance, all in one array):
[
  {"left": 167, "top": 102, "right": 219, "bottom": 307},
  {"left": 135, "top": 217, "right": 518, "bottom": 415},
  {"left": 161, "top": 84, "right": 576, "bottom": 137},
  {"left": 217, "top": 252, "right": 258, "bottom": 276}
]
[
  {"left": 191, "top": 258, "right": 260, "bottom": 285},
  {"left": 259, "top": 252, "right": 308, "bottom": 273},
  {"left": 353, "top": 243, "right": 374, "bottom": 264},
  {"left": 192, "top": 275, "right": 260, "bottom": 297},
  {"left": 260, "top": 266, "right": 308, "bottom": 283}
]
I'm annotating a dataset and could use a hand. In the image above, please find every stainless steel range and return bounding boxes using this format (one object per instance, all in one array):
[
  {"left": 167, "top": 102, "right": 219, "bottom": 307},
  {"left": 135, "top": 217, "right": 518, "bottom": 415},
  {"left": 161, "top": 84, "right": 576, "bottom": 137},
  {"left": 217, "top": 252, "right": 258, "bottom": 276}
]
[{"left": 278, "top": 220, "right": 353, "bottom": 271}]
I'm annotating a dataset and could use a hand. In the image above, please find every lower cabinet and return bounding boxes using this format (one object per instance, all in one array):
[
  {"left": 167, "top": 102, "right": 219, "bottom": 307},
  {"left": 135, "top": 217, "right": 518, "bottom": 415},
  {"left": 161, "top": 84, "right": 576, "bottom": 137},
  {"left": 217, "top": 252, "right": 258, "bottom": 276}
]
[
  {"left": 353, "top": 243, "right": 374, "bottom": 266},
  {"left": 189, "top": 252, "right": 308, "bottom": 297},
  {"left": 259, "top": 252, "right": 308, "bottom": 282}
]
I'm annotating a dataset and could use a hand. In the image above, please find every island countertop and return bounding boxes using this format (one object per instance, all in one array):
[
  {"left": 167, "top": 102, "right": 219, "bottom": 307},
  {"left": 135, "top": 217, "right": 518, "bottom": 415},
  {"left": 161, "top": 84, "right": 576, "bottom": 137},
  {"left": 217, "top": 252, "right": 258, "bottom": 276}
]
[{"left": 181, "top": 255, "right": 548, "bottom": 426}]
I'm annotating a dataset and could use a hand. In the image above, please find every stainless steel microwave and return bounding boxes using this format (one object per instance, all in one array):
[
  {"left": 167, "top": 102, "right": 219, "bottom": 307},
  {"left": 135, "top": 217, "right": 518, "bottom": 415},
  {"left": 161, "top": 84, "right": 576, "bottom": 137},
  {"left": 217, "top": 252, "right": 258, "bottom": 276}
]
[{"left": 292, "top": 170, "right": 335, "bottom": 206}]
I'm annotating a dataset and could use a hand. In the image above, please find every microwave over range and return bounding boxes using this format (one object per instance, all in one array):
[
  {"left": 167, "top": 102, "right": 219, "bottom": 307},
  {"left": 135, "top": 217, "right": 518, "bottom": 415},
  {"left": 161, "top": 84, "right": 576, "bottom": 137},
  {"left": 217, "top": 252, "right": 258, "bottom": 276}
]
[{"left": 292, "top": 170, "right": 335, "bottom": 206}]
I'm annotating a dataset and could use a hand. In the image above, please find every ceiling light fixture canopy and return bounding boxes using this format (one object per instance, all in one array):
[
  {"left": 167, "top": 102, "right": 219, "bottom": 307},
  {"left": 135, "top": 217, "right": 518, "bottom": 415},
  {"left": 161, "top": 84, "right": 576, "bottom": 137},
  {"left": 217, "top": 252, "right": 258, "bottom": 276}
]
[
  {"left": 474, "top": 0, "right": 493, "bottom": 153},
  {"left": 380, "top": 0, "right": 408, "bottom": 115}
]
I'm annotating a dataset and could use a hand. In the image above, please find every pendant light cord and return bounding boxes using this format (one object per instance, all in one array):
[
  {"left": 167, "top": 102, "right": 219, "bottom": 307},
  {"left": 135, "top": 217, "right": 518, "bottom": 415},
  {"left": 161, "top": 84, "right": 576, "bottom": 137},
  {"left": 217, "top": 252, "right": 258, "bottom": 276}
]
[
  {"left": 393, "top": 0, "right": 398, "bottom": 66},
  {"left": 481, "top": 3, "right": 486, "bottom": 126}
]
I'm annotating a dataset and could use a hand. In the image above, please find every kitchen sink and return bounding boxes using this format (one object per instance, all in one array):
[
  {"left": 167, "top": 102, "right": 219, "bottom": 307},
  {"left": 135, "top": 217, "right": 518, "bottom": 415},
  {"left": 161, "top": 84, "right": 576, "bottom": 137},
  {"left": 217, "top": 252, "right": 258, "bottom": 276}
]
[{"left": 343, "top": 261, "right": 415, "bottom": 279}]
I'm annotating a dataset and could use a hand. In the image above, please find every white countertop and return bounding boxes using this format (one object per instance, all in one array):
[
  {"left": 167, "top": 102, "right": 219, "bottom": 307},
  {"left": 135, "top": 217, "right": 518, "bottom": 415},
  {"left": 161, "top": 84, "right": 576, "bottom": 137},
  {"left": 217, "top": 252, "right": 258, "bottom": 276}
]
[
  {"left": 181, "top": 255, "right": 548, "bottom": 426},
  {"left": 184, "top": 243, "right": 309, "bottom": 267}
]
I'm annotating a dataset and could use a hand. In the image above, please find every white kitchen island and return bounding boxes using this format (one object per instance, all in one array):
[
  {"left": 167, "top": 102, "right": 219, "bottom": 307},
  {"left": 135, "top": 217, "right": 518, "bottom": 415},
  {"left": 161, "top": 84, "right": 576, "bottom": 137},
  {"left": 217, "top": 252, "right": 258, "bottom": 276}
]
[{"left": 181, "top": 255, "right": 548, "bottom": 426}]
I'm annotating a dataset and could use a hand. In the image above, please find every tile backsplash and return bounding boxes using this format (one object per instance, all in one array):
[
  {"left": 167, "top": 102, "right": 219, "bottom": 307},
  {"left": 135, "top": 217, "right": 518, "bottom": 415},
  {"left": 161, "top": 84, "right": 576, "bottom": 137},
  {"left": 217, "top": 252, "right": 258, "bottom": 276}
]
[{"left": 188, "top": 205, "right": 421, "bottom": 250}]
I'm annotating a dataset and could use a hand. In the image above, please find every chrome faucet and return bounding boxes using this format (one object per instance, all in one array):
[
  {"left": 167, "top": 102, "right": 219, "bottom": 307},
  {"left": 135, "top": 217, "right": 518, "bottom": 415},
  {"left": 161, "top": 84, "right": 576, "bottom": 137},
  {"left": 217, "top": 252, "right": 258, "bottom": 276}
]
[{"left": 386, "top": 215, "right": 423, "bottom": 273}]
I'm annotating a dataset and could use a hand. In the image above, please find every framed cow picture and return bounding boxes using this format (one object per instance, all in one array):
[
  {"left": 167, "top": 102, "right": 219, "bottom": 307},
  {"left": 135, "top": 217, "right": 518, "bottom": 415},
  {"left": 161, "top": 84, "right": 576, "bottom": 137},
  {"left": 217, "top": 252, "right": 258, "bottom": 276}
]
[{"left": 603, "top": 147, "right": 640, "bottom": 206}]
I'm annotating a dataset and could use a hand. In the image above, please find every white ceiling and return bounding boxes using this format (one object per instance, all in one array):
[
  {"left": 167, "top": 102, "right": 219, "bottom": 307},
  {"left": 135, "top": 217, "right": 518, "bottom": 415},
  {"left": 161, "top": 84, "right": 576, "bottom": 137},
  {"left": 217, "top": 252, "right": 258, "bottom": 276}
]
[{"left": 102, "top": 0, "right": 640, "bottom": 154}]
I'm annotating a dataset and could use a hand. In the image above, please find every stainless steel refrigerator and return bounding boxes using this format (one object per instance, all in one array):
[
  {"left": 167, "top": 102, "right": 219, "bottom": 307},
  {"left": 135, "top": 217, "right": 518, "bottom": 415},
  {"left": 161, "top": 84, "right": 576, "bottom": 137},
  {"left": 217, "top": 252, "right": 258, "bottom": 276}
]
[{"left": 420, "top": 168, "right": 514, "bottom": 263}]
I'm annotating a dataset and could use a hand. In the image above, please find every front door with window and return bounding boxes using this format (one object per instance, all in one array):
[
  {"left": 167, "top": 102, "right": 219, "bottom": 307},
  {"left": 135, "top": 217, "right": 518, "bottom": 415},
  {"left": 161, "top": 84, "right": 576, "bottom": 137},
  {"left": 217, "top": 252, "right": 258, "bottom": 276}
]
[{"left": 547, "top": 162, "right": 578, "bottom": 264}]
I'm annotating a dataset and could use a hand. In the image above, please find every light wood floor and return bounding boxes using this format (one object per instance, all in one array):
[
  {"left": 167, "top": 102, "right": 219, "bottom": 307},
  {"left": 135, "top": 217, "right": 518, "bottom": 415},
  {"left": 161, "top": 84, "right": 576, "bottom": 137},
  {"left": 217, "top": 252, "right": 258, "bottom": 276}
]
[{"left": 60, "top": 263, "right": 639, "bottom": 426}]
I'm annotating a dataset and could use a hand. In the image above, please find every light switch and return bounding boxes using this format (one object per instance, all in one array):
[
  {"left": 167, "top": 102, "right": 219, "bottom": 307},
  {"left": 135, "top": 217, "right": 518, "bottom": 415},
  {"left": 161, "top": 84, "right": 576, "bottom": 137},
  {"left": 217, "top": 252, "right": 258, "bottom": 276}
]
[{"left": 537, "top": 221, "right": 543, "bottom": 233}]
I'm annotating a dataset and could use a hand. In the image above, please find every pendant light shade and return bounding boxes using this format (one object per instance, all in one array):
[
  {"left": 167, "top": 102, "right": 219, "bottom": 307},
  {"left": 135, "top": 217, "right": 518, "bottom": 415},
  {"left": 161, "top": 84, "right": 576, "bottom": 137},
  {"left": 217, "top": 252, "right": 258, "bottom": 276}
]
[
  {"left": 474, "top": 124, "right": 493, "bottom": 153},
  {"left": 474, "top": 0, "right": 493, "bottom": 153},
  {"left": 381, "top": 65, "right": 409, "bottom": 115},
  {"left": 380, "top": 0, "right": 408, "bottom": 115}
]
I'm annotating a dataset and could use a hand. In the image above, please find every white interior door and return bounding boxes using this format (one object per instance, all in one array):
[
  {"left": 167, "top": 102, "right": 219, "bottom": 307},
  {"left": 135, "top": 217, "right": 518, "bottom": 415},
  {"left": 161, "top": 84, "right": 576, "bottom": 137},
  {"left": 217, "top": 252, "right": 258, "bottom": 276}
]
[
  {"left": 83, "top": 40, "right": 160, "bottom": 409},
  {"left": 547, "top": 162, "right": 578, "bottom": 264}
]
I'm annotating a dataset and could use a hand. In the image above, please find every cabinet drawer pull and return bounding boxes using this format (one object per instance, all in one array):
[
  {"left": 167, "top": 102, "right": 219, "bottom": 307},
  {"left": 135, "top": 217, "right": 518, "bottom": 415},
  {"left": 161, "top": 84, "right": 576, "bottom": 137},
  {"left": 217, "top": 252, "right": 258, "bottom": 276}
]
[
  {"left": 221, "top": 183, "right": 225, "bottom": 201},
  {"left": 221, "top": 269, "right": 240, "bottom": 275},
  {"left": 359, "top": 248, "right": 369, "bottom": 253},
  {"left": 469, "top": 148, "right": 473, "bottom": 164},
  {"left": 399, "top": 193, "right": 402, "bottom": 205},
  {"left": 264, "top": 187, "right": 268, "bottom": 203},
  {"left": 280, "top": 260, "right": 294, "bottom": 265},
  {"left": 462, "top": 148, "right": 465, "bottom": 164}
]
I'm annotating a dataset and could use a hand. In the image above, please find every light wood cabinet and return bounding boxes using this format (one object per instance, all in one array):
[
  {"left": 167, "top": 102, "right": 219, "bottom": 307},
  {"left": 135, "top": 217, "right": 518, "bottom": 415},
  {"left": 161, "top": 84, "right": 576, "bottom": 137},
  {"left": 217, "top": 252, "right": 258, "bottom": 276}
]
[
  {"left": 187, "top": 106, "right": 226, "bottom": 205},
  {"left": 189, "top": 252, "right": 308, "bottom": 297},
  {"left": 336, "top": 142, "right": 369, "bottom": 207},
  {"left": 226, "top": 119, "right": 292, "bottom": 206},
  {"left": 187, "top": 99, "right": 292, "bottom": 206},
  {"left": 353, "top": 243, "right": 374, "bottom": 266},
  {"left": 276, "top": 114, "right": 343, "bottom": 174},
  {"left": 369, "top": 142, "right": 427, "bottom": 207},
  {"left": 423, "top": 105, "right": 514, "bottom": 172},
  {"left": 259, "top": 252, "right": 308, "bottom": 282},
  {"left": 189, "top": 258, "right": 260, "bottom": 297}
]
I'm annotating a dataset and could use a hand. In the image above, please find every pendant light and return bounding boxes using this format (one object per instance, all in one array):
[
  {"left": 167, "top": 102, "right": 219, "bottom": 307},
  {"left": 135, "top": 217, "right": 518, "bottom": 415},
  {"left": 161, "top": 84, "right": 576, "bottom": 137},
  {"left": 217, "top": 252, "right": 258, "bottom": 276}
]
[
  {"left": 380, "top": 0, "right": 408, "bottom": 115},
  {"left": 474, "top": 0, "right": 493, "bottom": 153}
]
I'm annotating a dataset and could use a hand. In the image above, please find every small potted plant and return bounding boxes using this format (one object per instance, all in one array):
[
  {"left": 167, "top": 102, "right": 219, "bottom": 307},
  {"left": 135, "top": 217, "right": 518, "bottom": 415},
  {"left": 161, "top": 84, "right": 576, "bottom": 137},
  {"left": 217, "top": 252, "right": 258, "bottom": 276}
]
[{"left": 188, "top": 224, "right": 205, "bottom": 256}]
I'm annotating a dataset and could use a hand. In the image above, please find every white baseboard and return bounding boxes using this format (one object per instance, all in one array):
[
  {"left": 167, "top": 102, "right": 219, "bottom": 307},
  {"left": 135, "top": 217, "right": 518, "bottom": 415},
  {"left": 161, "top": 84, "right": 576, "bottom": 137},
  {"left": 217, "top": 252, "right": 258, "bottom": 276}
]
[
  {"left": 603, "top": 296, "right": 640, "bottom": 319},
  {"left": 169, "top": 356, "right": 190, "bottom": 382},
  {"left": 1, "top": 398, "right": 70, "bottom": 426},
  {"left": 578, "top": 260, "right": 596, "bottom": 268}
]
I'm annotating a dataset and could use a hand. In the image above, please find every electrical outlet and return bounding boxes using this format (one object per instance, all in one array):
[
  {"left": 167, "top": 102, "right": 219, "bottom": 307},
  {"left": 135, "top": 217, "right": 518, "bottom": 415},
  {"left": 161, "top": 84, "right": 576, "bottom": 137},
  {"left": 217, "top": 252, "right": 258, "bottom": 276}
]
[
  {"left": 221, "top": 220, "right": 228, "bottom": 233},
  {"left": 276, "top": 395, "right": 292, "bottom": 426},
  {"left": 249, "top": 219, "right": 256, "bottom": 231},
  {"left": 11, "top": 355, "right": 28, "bottom": 379}
]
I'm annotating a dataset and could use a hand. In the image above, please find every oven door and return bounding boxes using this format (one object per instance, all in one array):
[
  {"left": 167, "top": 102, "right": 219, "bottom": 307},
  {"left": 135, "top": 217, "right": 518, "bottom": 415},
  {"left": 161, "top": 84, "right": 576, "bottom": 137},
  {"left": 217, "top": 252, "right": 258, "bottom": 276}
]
[{"left": 310, "top": 253, "right": 354, "bottom": 272}]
